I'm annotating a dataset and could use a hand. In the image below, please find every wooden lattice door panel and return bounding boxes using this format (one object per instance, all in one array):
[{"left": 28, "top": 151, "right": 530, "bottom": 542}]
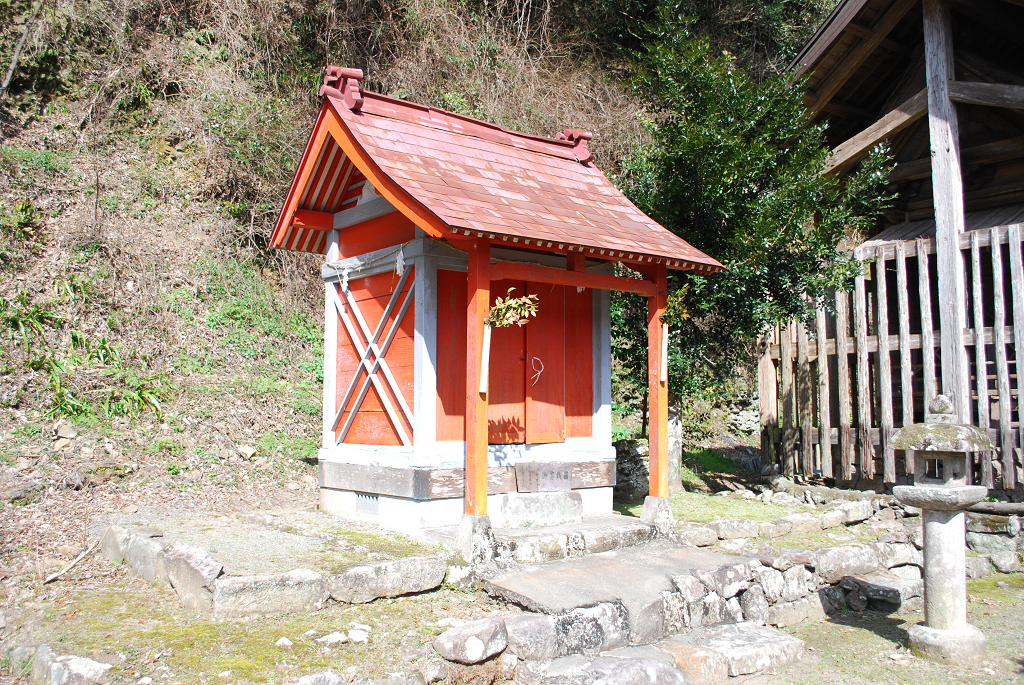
[
  {"left": 565, "top": 285, "right": 593, "bottom": 438},
  {"left": 488, "top": 279, "right": 527, "bottom": 444},
  {"left": 525, "top": 282, "right": 566, "bottom": 444},
  {"left": 332, "top": 269, "right": 415, "bottom": 446}
]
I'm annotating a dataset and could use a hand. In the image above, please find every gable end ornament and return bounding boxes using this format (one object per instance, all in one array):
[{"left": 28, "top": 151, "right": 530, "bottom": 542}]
[
  {"left": 556, "top": 128, "right": 594, "bottom": 164},
  {"left": 320, "top": 66, "right": 364, "bottom": 111}
]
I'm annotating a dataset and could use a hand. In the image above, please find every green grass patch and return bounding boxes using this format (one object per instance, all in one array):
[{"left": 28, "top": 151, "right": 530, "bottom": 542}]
[
  {"left": 256, "top": 431, "right": 318, "bottom": 463},
  {"left": 616, "top": 490, "right": 817, "bottom": 524}
]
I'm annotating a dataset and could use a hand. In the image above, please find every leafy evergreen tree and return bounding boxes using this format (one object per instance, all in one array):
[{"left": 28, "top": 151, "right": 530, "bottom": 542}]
[{"left": 612, "top": 21, "right": 893, "bottom": 424}]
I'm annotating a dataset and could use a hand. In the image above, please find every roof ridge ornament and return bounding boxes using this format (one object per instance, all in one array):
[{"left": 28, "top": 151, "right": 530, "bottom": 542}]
[
  {"left": 320, "top": 66, "right": 364, "bottom": 111},
  {"left": 556, "top": 128, "right": 594, "bottom": 164}
]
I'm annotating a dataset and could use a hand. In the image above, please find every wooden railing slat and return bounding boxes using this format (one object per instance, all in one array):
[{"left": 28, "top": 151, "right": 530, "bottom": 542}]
[
  {"left": 836, "top": 290, "right": 853, "bottom": 480},
  {"left": 876, "top": 253, "right": 896, "bottom": 482},
  {"left": 855, "top": 249, "right": 874, "bottom": 479},
  {"left": 972, "top": 231, "right": 993, "bottom": 487},
  {"left": 1007, "top": 223, "right": 1024, "bottom": 486}
]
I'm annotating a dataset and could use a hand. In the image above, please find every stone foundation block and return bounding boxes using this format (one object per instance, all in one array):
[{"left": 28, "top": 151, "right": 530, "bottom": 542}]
[
  {"left": 505, "top": 613, "right": 557, "bottom": 660},
  {"left": 162, "top": 543, "right": 223, "bottom": 611},
  {"left": 655, "top": 641, "right": 729, "bottom": 685},
  {"left": 493, "top": 492, "right": 582, "bottom": 529},
  {"left": 676, "top": 622, "right": 805, "bottom": 676},
  {"left": 123, "top": 535, "right": 168, "bottom": 583},
  {"left": 327, "top": 556, "right": 446, "bottom": 603},
  {"left": 31, "top": 645, "right": 113, "bottom": 685},
  {"left": 554, "top": 602, "right": 629, "bottom": 656},
  {"left": 98, "top": 526, "right": 130, "bottom": 564},
  {"left": 212, "top": 569, "right": 328, "bottom": 619}
]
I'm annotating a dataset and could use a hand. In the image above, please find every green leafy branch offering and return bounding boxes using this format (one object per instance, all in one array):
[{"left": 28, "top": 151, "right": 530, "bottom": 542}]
[{"left": 485, "top": 287, "right": 539, "bottom": 328}]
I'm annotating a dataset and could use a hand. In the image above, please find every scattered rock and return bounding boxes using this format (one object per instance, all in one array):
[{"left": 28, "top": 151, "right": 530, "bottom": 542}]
[
  {"left": 317, "top": 632, "right": 348, "bottom": 645},
  {"left": 31, "top": 645, "right": 113, "bottom": 684},
  {"left": 276, "top": 637, "right": 294, "bottom": 649},
  {"left": 417, "top": 657, "right": 448, "bottom": 684},
  {"left": 676, "top": 525, "right": 716, "bottom": 547},
  {"left": 294, "top": 670, "right": 344, "bottom": 685},
  {"left": 432, "top": 617, "right": 507, "bottom": 665},
  {"left": 707, "top": 519, "right": 759, "bottom": 540},
  {"left": 818, "top": 510, "right": 845, "bottom": 529},
  {"left": 813, "top": 543, "right": 879, "bottom": 583},
  {"left": 238, "top": 445, "right": 257, "bottom": 460},
  {"left": 839, "top": 574, "right": 922, "bottom": 608},
  {"left": 56, "top": 423, "right": 78, "bottom": 439},
  {"left": 835, "top": 500, "right": 873, "bottom": 524},
  {"left": 778, "top": 513, "right": 818, "bottom": 536},
  {"left": 213, "top": 569, "right": 329, "bottom": 619},
  {"left": 328, "top": 557, "right": 446, "bottom": 604},
  {"left": 989, "top": 550, "right": 1021, "bottom": 573},
  {"left": 348, "top": 629, "right": 369, "bottom": 643},
  {"left": 965, "top": 556, "right": 993, "bottom": 579}
]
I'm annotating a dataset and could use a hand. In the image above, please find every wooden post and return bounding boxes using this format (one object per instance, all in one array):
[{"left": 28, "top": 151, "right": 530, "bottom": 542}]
[
  {"left": 797, "top": 322, "right": 813, "bottom": 476},
  {"left": 781, "top": 322, "right": 796, "bottom": 476},
  {"left": 896, "top": 242, "right": 914, "bottom": 429},
  {"left": 989, "top": 228, "right": 1011, "bottom": 489},
  {"left": 854, "top": 251, "right": 874, "bottom": 479},
  {"left": 648, "top": 263, "right": 669, "bottom": 497},
  {"left": 758, "top": 332, "right": 779, "bottom": 468},
  {"left": 465, "top": 238, "right": 491, "bottom": 515},
  {"left": 917, "top": 239, "right": 937, "bottom": 414},
  {"left": 876, "top": 254, "right": 895, "bottom": 483},
  {"left": 1009, "top": 224, "right": 1024, "bottom": 484},
  {"left": 322, "top": 230, "right": 340, "bottom": 449},
  {"left": 815, "top": 307, "right": 833, "bottom": 478},
  {"left": 924, "top": 0, "right": 971, "bottom": 422},
  {"left": 971, "top": 231, "right": 992, "bottom": 488},
  {"left": 836, "top": 290, "right": 853, "bottom": 481}
]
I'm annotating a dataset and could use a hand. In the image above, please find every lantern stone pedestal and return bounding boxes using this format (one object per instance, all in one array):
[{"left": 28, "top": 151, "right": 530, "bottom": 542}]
[{"left": 891, "top": 395, "right": 993, "bottom": 664}]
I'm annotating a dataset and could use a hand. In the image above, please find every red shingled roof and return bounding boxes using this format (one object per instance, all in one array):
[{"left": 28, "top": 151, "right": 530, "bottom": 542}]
[{"left": 271, "top": 68, "right": 722, "bottom": 272}]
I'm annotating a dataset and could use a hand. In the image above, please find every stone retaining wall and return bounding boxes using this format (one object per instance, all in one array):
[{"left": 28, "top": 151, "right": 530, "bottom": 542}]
[{"left": 98, "top": 525, "right": 448, "bottom": 618}]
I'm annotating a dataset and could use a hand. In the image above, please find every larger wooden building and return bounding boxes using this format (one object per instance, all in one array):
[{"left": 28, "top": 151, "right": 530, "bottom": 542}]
[
  {"left": 760, "top": 0, "right": 1024, "bottom": 494},
  {"left": 272, "top": 68, "right": 722, "bottom": 534}
]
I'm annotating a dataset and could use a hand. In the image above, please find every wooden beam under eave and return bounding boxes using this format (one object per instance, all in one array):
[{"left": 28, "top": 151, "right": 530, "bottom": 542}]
[
  {"left": 948, "top": 81, "right": 1024, "bottom": 109},
  {"left": 807, "top": 0, "right": 918, "bottom": 114},
  {"left": 824, "top": 89, "right": 927, "bottom": 174},
  {"left": 292, "top": 208, "right": 334, "bottom": 231},
  {"left": 891, "top": 134, "right": 1024, "bottom": 182},
  {"left": 489, "top": 261, "right": 658, "bottom": 297}
]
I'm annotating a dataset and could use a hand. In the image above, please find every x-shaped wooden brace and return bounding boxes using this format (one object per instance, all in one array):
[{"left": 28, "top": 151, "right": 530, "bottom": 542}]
[{"left": 329, "top": 268, "right": 415, "bottom": 446}]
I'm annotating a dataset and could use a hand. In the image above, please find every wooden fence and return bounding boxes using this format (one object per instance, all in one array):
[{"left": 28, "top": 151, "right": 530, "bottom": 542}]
[{"left": 759, "top": 223, "right": 1024, "bottom": 490}]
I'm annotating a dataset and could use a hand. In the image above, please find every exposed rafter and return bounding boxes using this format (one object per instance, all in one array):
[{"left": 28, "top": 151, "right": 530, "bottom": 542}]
[{"left": 825, "top": 89, "right": 928, "bottom": 174}]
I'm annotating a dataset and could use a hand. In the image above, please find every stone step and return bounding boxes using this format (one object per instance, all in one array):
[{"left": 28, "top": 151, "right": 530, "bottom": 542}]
[
  {"left": 656, "top": 622, "right": 805, "bottom": 680},
  {"left": 484, "top": 540, "right": 755, "bottom": 645},
  {"left": 421, "top": 514, "right": 654, "bottom": 564},
  {"left": 528, "top": 623, "right": 805, "bottom": 684}
]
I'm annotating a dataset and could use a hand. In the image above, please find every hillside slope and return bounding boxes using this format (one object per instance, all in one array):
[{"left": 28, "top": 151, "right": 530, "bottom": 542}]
[{"left": 0, "top": 0, "right": 655, "bottom": 575}]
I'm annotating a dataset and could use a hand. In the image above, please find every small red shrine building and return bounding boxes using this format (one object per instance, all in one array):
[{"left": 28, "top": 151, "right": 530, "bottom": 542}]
[{"left": 271, "top": 67, "right": 722, "bottom": 535}]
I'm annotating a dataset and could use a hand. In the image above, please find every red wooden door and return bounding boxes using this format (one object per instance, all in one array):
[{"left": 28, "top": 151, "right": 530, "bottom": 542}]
[
  {"left": 488, "top": 280, "right": 527, "bottom": 443},
  {"left": 525, "top": 282, "right": 566, "bottom": 443}
]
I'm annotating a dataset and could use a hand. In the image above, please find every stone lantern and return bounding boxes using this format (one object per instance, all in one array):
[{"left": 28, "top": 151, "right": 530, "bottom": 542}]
[{"left": 891, "top": 395, "right": 993, "bottom": 663}]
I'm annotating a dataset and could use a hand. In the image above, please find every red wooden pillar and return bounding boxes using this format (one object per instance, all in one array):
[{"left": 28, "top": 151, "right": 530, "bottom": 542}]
[
  {"left": 648, "top": 263, "right": 669, "bottom": 497},
  {"left": 465, "top": 238, "right": 491, "bottom": 515}
]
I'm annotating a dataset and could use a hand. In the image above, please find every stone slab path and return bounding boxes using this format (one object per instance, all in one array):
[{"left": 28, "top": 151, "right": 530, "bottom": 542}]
[
  {"left": 486, "top": 539, "right": 750, "bottom": 615},
  {"left": 88, "top": 503, "right": 438, "bottom": 577}
]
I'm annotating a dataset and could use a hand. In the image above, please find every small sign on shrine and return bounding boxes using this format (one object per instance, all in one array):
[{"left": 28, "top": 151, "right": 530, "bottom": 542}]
[{"left": 271, "top": 66, "right": 722, "bottom": 534}]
